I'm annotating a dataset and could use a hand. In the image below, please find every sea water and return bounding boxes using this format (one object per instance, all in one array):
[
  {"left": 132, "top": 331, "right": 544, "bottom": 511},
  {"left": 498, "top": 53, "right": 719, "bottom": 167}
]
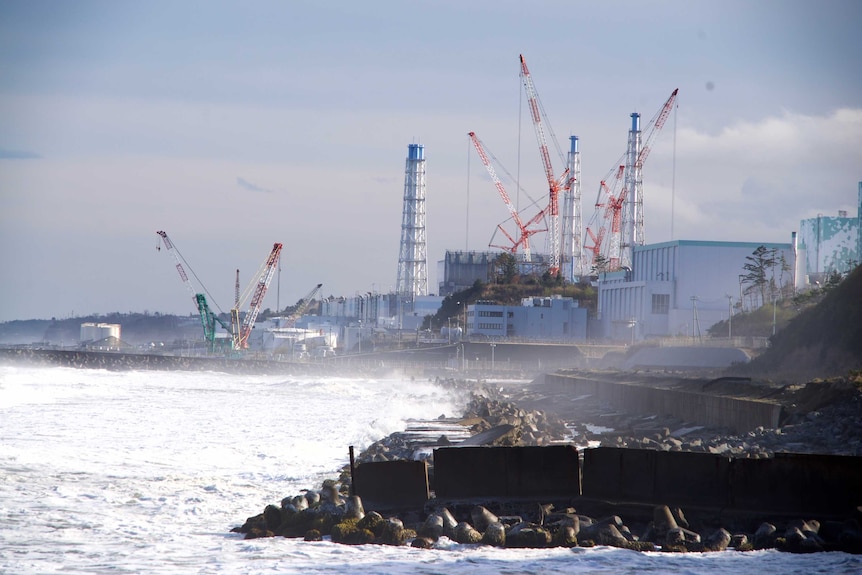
[{"left": 1, "top": 365, "right": 859, "bottom": 574}]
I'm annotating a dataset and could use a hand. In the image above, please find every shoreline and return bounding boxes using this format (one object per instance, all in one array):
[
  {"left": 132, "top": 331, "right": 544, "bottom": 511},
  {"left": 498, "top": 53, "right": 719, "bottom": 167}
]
[{"left": 235, "top": 375, "right": 862, "bottom": 554}]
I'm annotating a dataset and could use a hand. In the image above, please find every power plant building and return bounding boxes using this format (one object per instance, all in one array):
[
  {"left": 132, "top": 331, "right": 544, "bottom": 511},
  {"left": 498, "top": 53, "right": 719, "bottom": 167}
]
[
  {"left": 596, "top": 240, "right": 794, "bottom": 341},
  {"left": 796, "top": 182, "right": 862, "bottom": 283},
  {"left": 468, "top": 296, "right": 587, "bottom": 341}
]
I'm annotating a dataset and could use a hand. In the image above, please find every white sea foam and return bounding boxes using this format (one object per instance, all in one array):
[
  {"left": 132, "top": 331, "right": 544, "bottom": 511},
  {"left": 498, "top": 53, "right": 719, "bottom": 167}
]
[{"left": 0, "top": 364, "right": 859, "bottom": 575}]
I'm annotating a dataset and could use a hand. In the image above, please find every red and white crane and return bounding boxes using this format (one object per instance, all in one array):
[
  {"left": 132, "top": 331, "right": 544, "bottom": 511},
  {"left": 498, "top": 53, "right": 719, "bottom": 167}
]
[
  {"left": 595, "top": 164, "right": 627, "bottom": 270},
  {"left": 468, "top": 131, "right": 546, "bottom": 260},
  {"left": 519, "top": 54, "right": 569, "bottom": 275},
  {"left": 231, "top": 242, "right": 283, "bottom": 350}
]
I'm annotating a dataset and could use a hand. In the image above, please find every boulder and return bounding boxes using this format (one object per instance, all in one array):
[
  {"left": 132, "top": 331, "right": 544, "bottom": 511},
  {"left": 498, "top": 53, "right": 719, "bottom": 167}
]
[
  {"left": 506, "top": 523, "right": 552, "bottom": 548},
  {"left": 411, "top": 536, "right": 435, "bottom": 549},
  {"left": 330, "top": 518, "right": 374, "bottom": 545},
  {"left": 303, "top": 529, "right": 322, "bottom": 541},
  {"left": 704, "top": 528, "right": 731, "bottom": 552},
  {"left": 482, "top": 522, "right": 506, "bottom": 547},
  {"left": 553, "top": 525, "right": 578, "bottom": 548},
  {"left": 440, "top": 507, "right": 459, "bottom": 538},
  {"left": 470, "top": 506, "right": 499, "bottom": 532},
  {"left": 344, "top": 495, "right": 365, "bottom": 520},
  {"left": 454, "top": 521, "right": 483, "bottom": 544},
  {"left": 417, "top": 513, "right": 445, "bottom": 540},
  {"left": 753, "top": 522, "right": 777, "bottom": 549},
  {"left": 357, "top": 511, "right": 386, "bottom": 537},
  {"left": 381, "top": 517, "right": 408, "bottom": 546},
  {"left": 652, "top": 505, "right": 678, "bottom": 540}
]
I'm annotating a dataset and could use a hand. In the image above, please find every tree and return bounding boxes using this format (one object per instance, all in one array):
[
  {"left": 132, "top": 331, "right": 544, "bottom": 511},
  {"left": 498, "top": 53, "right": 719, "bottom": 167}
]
[
  {"left": 741, "top": 245, "right": 776, "bottom": 308},
  {"left": 590, "top": 254, "right": 611, "bottom": 276},
  {"left": 493, "top": 252, "right": 518, "bottom": 284}
]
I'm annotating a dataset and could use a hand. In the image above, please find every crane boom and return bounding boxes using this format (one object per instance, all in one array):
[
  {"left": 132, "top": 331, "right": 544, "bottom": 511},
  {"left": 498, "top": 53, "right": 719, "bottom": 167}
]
[
  {"left": 233, "top": 242, "right": 283, "bottom": 349},
  {"left": 156, "top": 230, "right": 231, "bottom": 352},
  {"left": 287, "top": 283, "right": 323, "bottom": 327},
  {"left": 637, "top": 88, "right": 678, "bottom": 168},
  {"left": 468, "top": 131, "right": 543, "bottom": 259},
  {"left": 519, "top": 54, "right": 568, "bottom": 274}
]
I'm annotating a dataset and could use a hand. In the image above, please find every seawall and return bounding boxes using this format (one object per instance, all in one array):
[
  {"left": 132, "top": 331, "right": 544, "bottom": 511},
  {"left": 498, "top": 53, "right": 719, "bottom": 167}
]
[{"left": 541, "top": 372, "right": 782, "bottom": 434}]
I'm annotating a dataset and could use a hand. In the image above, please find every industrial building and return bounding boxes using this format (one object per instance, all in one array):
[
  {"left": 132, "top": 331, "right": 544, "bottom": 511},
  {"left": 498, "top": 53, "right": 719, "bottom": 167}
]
[
  {"left": 467, "top": 296, "right": 587, "bottom": 341},
  {"left": 596, "top": 240, "right": 794, "bottom": 341},
  {"left": 797, "top": 182, "right": 862, "bottom": 283}
]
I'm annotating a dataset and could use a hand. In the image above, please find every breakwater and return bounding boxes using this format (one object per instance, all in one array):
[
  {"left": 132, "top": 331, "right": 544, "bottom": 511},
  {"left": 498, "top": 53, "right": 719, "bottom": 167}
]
[{"left": 0, "top": 347, "right": 310, "bottom": 374}]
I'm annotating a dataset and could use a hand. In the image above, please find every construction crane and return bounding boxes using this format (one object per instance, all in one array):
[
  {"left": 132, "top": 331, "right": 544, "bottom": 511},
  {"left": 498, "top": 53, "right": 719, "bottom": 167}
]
[
  {"left": 231, "top": 242, "right": 283, "bottom": 350},
  {"left": 620, "top": 88, "right": 679, "bottom": 268},
  {"left": 593, "top": 164, "right": 626, "bottom": 270},
  {"left": 282, "top": 283, "right": 323, "bottom": 328},
  {"left": 468, "top": 131, "right": 546, "bottom": 260},
  {"left": 519, "top": 54, "right": 569, "bottom": 275},
  {"left": 155, "top": 230, "right": 233, "bottom": 352},
  {"left": 584, "top": 227, "right": 606, "bottom": 271}
]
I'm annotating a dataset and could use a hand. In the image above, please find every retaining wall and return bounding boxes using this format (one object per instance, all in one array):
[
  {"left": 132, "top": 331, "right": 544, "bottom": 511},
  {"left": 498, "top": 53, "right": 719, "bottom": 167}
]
[
  {"left": 543, "top": 372, "right": 782, "bottom": 433},
  {"left": 582, "top": 447, "right": 862, "bottom": 515},
  {"left": 432, "top": 445, "right": 580, "bottom": 499},
  {"left": 354, "top": 460, "right": 430, "bottom": 510}
]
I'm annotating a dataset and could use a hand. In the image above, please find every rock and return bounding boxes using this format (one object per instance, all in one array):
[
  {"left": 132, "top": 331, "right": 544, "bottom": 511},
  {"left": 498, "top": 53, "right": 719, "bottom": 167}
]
[
  {"left": 470, "top": 506, "right": 499, "bottom": 532},
  {"left": 482, "top": 522, "right": 506, "bottom": 547},
  {"left": 553, "top": 525, "right": 578, "bottom": 547},
  {"left": 303, "top": 529, "right": 322, "bottom": 541},
  {"left": 411, "top": 536, "right": 435, "bottom": 549},
  {"left": 357, "top": 511, "right": 386, "bottom": 537},
  {"left": 234, "top": 513, "right": 267, "bottom": 535},
  {"left": 320, "top": 482, "right": 343, "bottom": 506},
  {"left": 381, "top": 517, "right": 408, "bottom": 546},
  {"left": 704, "top": 528, "right": 731, "bottom": 552},
  {"left": 729, "top": 533, "right": 749, "bottom": 549},
  {"left": 330, "top": 518, "right": 375, "bottom": 545},
  {"left": 546, "top": 512, "right": 579, "bottom": 538},
  {"left": 653, "top": 506, "right": 678, "bottom": 540},
  {"left": 753, "top": 522, "right": 777, "bottom": 549},
  {"left": 506, "top": 523, "right": 552, "bottom": 548},
  {"left": 671, "top": 507, "right": 689, "bottom": 529},
  {"left": 304, "top": 490, "right": 320, "bottom": 507},
  {"left": 439, "top": 507, "right": 458, "bottom": 538},
  {"left": 263, "top": 504, "right": 283, "bottom": 532},
  {"left": 589, "top": 524, "right": 631, "bottom": 548},
  {"left": 244, "top": 527, "right": 274, "bottom": 539},
  {"left": 418, "top": 513, "right": 444, "bottom": 540},
  {"left": 454, "top": 521, "right": 482, "bottom": 544},
  {"left": 344, "top": 495, "right": 365, "bottom": 520}
]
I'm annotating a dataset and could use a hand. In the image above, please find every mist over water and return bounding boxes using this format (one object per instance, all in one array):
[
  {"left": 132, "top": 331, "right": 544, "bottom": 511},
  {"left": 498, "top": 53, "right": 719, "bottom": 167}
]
[{"left": 1, "top": 365, "right": 858, "bottom": 574}]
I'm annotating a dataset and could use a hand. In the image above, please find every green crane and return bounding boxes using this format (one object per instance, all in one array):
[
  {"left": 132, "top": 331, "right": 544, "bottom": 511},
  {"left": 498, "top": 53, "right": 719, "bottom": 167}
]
[{"left": 156, "top": 231, "right": 232, "bottom": 353}]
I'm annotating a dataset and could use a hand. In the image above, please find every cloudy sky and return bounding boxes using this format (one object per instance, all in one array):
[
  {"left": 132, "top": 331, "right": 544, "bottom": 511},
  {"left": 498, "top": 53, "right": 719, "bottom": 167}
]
[{"left": 1, "top": 0, "right": 860, "bottom": 322}]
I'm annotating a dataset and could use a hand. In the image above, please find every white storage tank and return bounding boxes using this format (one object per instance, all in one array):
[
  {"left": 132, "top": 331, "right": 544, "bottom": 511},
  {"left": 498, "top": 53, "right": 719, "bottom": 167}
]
[{"left": 80, "top": 322, "right": 121, "bottom": 343}]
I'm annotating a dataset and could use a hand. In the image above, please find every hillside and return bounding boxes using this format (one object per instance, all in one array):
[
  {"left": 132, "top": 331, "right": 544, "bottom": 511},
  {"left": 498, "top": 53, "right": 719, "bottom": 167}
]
[{"left": 730, "top": 265, "right": 862, "bottom": 382}]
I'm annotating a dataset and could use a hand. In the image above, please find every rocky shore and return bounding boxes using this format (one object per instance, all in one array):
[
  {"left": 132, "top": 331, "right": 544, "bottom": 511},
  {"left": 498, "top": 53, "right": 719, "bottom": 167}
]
[{"left": 232, "top": 371, "right": 862, "bottom": 554}]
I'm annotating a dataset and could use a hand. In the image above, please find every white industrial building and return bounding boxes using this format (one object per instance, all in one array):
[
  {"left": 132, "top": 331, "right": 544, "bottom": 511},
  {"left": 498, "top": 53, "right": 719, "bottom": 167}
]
[
  {"left": 597, "top": 240, "right": 794, "bottom": 341},
  {"left": 797, "top": 182, "right": 861, "bottom": 283},
  {"left": 467, "top": 296, "right": 588, "bottom": 341}
]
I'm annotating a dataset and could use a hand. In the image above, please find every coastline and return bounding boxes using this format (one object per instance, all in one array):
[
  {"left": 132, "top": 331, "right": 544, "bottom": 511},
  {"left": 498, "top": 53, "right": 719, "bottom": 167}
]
[{"left": 235, "top": 374, "right": 862, "bottom": 554}]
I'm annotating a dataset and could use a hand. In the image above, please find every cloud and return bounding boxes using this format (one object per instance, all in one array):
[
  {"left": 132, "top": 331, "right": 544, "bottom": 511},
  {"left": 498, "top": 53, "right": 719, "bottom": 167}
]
[
  {"left": 0, "top": 148, "right": 41, "bottom": 159},
  {"left": 236, "top": 176, "right": 275, "bottom": 194},
  {"left": 637, "top": 107, "right": 862, "bottom": 245}
]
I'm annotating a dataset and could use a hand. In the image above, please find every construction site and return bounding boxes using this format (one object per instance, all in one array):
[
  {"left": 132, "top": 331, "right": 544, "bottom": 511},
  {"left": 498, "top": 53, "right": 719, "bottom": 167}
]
[{"left": 143, "top": 54, "right": 859, "bottom": 364}]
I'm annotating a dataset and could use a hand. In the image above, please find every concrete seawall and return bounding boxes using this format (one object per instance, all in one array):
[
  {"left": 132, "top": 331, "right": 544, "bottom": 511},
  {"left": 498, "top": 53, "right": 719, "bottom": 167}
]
[
  {"left": 0, "top": 348, "right": 313, "bottom": 374},
  {"left": 542, "top": 372, "right": 782, "bottom": 434},
  {"left": 354, "top": 446, "right": 862, "bottom": 521}
]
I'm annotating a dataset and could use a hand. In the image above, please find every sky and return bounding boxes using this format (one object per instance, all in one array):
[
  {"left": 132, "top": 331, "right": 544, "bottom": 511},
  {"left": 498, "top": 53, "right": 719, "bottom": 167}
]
[{"left": 1, "top": 0, "right": 860, "bottom": 322}]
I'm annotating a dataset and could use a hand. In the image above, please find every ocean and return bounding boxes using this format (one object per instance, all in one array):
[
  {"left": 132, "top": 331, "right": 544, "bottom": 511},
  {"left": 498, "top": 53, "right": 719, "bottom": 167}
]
[{"left": 1, "top": 364, "right": 859, "bottom": 574}]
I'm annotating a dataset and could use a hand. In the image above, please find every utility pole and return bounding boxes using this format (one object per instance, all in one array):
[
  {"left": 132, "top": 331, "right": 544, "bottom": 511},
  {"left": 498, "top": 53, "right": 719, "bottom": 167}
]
[{"left": 727, "top": 295, "right": 733, "bottom": 339}]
